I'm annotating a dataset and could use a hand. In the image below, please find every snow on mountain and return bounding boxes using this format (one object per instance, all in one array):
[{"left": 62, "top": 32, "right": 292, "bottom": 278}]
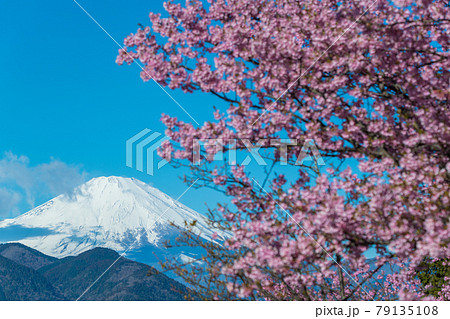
[{"left": 0, "top": 176, "right": 225, "bottom": 266}]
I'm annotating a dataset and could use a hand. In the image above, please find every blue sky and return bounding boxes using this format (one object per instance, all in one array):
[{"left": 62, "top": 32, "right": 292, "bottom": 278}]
[
  {"left": 0, "top": 0, "right": 354, "bottom": 222},
  {"left": 0, "top": 0, "right": 230, "bottom": 219},
  {"left": 0, "top": 0, "right": 377, "bottom": 260}
]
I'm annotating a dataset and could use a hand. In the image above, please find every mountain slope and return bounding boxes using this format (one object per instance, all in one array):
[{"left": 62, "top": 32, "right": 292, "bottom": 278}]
[
  {"left": 0, "top": 242, "right": 57, "bottom": 270},
  {"left": 0, "top": 176, "right": 226, "bottom": 267},
  {"left": 39, "top": 247, "right": 189, "bottom": 301},
  {"left": 0, "top": 243, "right": 190, "bottom": 301},
  {"left": 0, "top": 254, "right": 64, "bottom": 301}
]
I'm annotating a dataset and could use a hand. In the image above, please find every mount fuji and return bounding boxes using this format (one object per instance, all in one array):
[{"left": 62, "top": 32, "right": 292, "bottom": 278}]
[{"left": 0, "top": 176, "right": 225, "bottom": 270}]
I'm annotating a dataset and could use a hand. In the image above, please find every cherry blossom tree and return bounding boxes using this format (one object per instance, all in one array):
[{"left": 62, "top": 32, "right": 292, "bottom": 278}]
[{"left": 118, "top": 0, "right": 450, "bottom": 300}]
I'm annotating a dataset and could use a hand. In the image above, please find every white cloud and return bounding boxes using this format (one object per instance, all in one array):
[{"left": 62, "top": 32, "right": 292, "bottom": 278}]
[
  {"left": 0, "top": 187, "right": 21, "bottom": 217},
  {"left": 0, "top": 152, "right": 87, "bottom": 217}
]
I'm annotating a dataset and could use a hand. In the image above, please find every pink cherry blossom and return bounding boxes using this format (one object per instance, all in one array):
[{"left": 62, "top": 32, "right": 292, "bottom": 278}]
[{"left": 119, "top": 0, "right": 449, "bottom": 300}]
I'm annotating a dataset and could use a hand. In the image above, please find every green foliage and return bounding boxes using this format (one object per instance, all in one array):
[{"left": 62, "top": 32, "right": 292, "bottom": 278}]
[{"left": 417, "top": 258, "right": 450, "bottom": 298}]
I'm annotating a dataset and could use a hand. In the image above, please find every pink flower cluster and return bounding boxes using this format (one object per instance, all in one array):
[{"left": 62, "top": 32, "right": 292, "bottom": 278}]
[{"left": 118, "top": 0, "right": 449, "bottom": 300}]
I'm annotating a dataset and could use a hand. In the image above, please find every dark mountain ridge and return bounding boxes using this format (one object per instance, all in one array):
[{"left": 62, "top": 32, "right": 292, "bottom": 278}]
[
  {"left": 0, "top": 243, "right": 188, "bottom": 301},
  {"left": 0, "top": 242, "right": 57, "bottom": 270}
]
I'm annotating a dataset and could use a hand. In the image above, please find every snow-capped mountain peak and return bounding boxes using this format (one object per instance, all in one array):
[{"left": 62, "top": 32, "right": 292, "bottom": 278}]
[{"left": 0, "top": 176, "right": 221, "bottom": 261}]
